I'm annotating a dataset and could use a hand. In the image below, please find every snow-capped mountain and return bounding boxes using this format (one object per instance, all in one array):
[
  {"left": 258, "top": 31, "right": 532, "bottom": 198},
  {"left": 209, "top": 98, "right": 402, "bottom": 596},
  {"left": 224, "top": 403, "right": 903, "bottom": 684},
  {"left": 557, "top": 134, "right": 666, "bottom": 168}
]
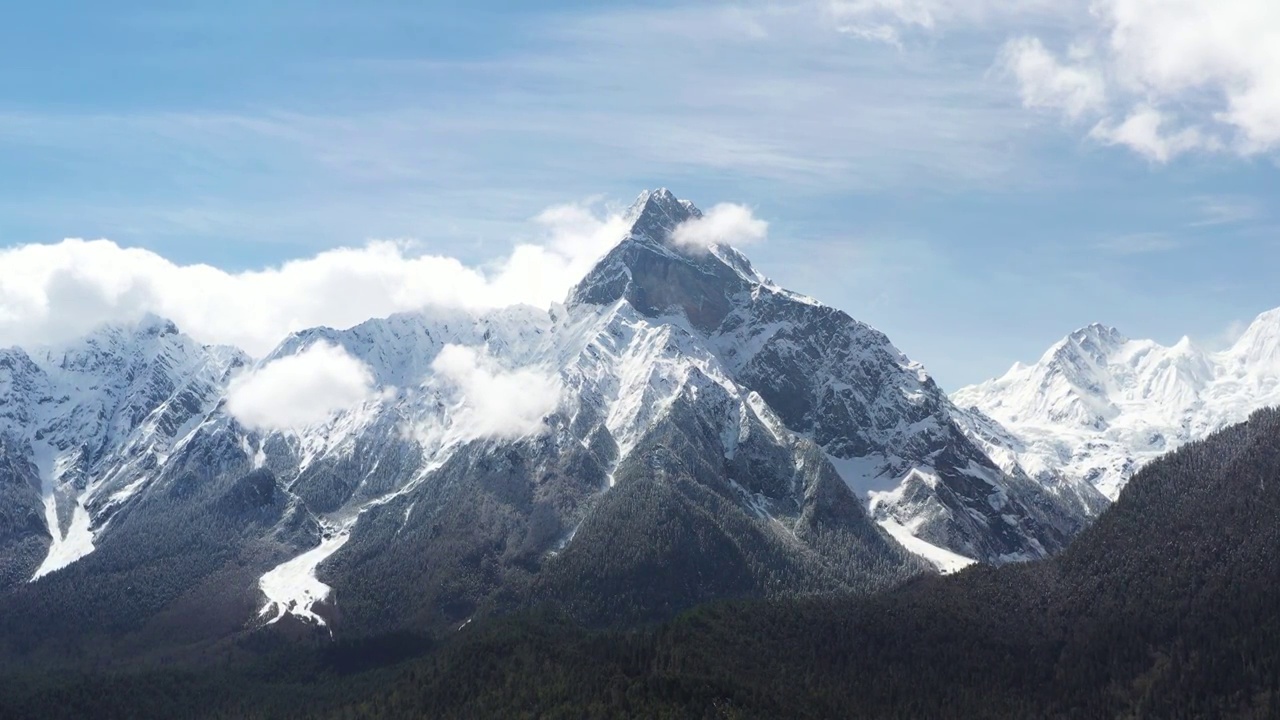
[
  {"left": 0, "top": 190, "right": 1105, "bottom": 650},
  {"left": 570, "top": 190, "right": 1095, "bottom": 568},
  {"left": 0, "top": 316, "right": 245, "bottom": 587},
  {"left": 953, "top": 311, "right": 1280, "bottom": 503}
]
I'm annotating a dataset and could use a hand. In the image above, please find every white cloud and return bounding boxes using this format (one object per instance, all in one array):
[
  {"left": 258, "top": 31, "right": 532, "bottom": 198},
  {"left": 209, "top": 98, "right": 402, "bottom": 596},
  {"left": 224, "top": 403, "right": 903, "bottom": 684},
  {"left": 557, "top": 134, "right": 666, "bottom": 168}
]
[
  {"left": 1100, "top": 0, "right": 1280, "bottom": 150},
  {"left": 999, "top": 37, "right": 1106, "bottom": 119},
  {"left": 226, "top": 342, "right": 375, "bottom": 431},
  {"left": 827, "top": 0, "right": 1280, "bottom": 161},
  {"left": 998, "top": 0, "right": 1280, "bottom": 160},
  {"left": 671, "top": 204, "right": 768, "bottom": 252},
  {"left": 430, "top": 344, "right": 561, "bottom": 440},
  {"left": 0, "top": 199, "right": 630, "bottom": 354},
  {"left": 828, "top": 0, "right": 1067, "bottom": 41},
  {"left": 487, "top": 202, "right": 631, "bottom": 309},
  {"left": 1089, "top": 106, "right": 1219, "bottom": 162}
]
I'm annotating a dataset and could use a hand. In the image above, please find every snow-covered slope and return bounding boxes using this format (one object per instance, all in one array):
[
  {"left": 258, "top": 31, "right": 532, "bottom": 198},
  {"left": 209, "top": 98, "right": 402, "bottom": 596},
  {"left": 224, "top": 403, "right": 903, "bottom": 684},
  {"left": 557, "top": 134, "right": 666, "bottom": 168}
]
[
  {"left": 953, "top": 312, "right": 1280, "bottom": 502},
  {"left": 568, "top": 190, "right": 1096, "bottom": 567},
  {"left": 0, "top": 316, "right": 246, "bottom": 585},
  {"left": 238, "top": 191, "right": 932, "bottom": 627},
  {"left": 0, "top": 189, "right": 1114, "bottom": 645}
]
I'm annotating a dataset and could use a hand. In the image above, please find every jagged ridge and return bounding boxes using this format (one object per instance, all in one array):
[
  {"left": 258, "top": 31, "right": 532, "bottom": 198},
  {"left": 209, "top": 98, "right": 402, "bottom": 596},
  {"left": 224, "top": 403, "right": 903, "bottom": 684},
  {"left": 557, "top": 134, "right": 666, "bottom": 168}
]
[
  {"left": 0, "top": 189, "right": 1130, "bottom": 655},
  {"left": 954, "top": 310, "right": 1280, "bottom": 501}
]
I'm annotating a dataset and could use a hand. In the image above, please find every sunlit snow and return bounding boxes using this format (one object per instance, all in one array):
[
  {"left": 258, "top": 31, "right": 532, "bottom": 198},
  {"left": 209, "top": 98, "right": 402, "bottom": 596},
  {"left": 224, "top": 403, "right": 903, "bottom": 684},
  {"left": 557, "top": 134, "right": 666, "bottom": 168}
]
[
  {"left": 954, "top": 311, "right": 1280, "bottom": 502},
  {"left": 32, "top": 499, "right": 96, "bottom": 581},
  {"left": 879, "top": 519, "right": 976, "bottom": 574},
  {"left": 258, "top": 524, "right": 352, "bottom": 628}
]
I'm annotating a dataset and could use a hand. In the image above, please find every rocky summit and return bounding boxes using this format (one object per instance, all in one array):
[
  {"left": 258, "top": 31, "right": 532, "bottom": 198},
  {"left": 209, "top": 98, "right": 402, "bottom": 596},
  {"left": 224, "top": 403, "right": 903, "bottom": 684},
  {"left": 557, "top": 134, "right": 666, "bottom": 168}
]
[{"left": 0, "top": 191, "right": 1156, "bottom": 659}]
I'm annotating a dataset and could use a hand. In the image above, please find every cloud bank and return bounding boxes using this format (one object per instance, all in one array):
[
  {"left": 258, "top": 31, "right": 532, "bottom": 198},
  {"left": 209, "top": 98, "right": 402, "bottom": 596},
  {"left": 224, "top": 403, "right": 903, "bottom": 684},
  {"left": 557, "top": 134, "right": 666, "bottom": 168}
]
[
  {"left": 227, "top": 342, "right": 376, "bottom": 431},
  {"left": 0, "top": 200, "right": 629, "bottom": 355},
  {"left": 0, "top": 195, "right": 773, "bottom": 356},
  {"left": 431, "top": 344, "right": 562, "bottom": 440}
]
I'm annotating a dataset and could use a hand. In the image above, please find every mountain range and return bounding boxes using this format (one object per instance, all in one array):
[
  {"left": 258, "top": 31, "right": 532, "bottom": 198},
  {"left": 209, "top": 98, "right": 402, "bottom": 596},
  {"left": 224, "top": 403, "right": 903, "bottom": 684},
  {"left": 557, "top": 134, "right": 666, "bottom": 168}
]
[
  {"left": 7, "top": 392, "right": 1278, "bottom": 718},
  {"left": 953, "top": 312, "right": 1280, "bottom": 502},
  {"left": 1, "top": 189, "right": 1278, "bottom": 659},
  {"left": 321, "top": 406, "right": 1280, "bottom": 719}
]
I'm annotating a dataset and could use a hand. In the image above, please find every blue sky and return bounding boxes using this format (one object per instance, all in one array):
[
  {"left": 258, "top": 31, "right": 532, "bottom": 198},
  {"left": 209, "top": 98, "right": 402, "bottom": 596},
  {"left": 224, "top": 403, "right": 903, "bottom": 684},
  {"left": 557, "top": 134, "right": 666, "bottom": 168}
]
[{"left": 1, "top": 0, "right": 1277, "bottom": 388}]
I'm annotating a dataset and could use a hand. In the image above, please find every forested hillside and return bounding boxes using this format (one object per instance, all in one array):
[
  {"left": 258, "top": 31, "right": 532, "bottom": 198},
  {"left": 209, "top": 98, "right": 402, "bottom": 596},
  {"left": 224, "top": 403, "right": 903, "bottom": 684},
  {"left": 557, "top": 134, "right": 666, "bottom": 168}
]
[
  {"left": 321, "top": 407, "right": 1280, "bottom": 718},
  {"left": 5, "top": 409, "right": 1280, "bottom": 718}
]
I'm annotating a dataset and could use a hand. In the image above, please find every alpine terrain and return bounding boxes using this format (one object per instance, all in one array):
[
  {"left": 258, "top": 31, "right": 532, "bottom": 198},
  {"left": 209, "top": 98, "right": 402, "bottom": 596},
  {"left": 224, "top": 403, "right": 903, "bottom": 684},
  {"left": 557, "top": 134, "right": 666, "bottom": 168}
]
[
  {"left": 953, "top": 312, "right": 1280, "bottom": 502},
  {"left": 1, "top": 190, "right": 1112, "bottom": 660},
  {"left": 299, "top": 408, "right": 1280, "bottom": 719}
]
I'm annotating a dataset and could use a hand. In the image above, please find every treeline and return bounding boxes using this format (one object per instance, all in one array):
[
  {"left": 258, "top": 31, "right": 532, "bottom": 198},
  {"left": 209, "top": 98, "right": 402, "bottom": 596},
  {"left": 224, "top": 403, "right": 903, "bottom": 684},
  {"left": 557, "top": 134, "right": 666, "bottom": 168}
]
[
  {"left": 5, "top": 409, "right": 1280, "bottom": 718},
  {"left": 318, "top": 408, "right": 1280, "bottom": 718}
]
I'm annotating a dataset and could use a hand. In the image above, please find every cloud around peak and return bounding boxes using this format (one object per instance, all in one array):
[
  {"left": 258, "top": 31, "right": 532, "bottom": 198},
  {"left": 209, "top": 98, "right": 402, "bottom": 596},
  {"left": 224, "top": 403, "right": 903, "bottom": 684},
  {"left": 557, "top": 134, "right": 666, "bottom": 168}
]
[
  {"left": 671, "top": 203, "right": 768, "bottom": 252},
  {"left": 224, "top": 340, "right": 563, "bottom": 438},
  {"left": 0, "top": 195, "right": 642, "bottom": 355},
  {"left": 430, "top": 344, "right": 561, "bottom": 440},
  {"left": 226, "top": 342, "right": 377, "bottom": 431}
]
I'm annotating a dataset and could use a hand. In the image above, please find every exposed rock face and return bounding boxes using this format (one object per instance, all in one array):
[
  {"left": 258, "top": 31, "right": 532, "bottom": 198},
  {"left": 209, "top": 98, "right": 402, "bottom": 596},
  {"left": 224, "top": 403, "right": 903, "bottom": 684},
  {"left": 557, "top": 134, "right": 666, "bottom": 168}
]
[
  {"left": 0, "top": 190, "right": 1109, "bottom": 661},
  {"left": 574, "top": 189, "right": 1099, "bottom": 564},
  {"left": 0, "top": 317, "right": 248, "bottom": 588}
]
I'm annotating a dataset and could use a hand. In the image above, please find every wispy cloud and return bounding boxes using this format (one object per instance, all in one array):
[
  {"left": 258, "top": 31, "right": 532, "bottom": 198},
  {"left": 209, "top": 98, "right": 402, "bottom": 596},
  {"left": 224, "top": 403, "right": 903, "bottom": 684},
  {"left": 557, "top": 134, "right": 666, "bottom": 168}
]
[
  {"left": 997, "top": 36, "right": 1106, "bottom": 120},
  {"left": 0, "top": 2, "right": 1051, "bottom": 252},
  {"left": 1211, "top": 318, "right": 1251, "bottom": 350},
  {"left": 832, "top": 0, "right": 1280, "bottom": 163},
  {"left": 1189, "top": 196, "right": 1262, "bottom": 227},
  {"left": 1094, "top": 233, "right": 1183, "bottom": 255},
  {"left": 993, "top": 0, "right": 1280, "bottom": 162},
  {"left": 828, "top": 0, "right": 1073, "bottom": 41}
]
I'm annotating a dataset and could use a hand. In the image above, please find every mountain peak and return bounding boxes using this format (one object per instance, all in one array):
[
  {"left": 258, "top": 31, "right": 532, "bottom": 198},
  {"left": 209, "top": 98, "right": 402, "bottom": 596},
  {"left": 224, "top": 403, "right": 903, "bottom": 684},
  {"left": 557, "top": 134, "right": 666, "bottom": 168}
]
[
  {"left": 570, "top": 190, "right": 749, "bottom": 329},
  {"left": 1040, "top": 323, "right": 1128, "bottom": 365},
  {"left": 1067, "top": 323, "right": 1127, "bottom": 346},
  {"left": 133, "top": 312, "right": 181, "bottom": 338},
  {"left": 48, "top": 314, "right": 182, "bottom": 355},
  {"left": 624, "top": 188, "right": 701, "bottom": 244},
  {"left": 1228, "top": 306, "right": 1280, "bottom": 365}
]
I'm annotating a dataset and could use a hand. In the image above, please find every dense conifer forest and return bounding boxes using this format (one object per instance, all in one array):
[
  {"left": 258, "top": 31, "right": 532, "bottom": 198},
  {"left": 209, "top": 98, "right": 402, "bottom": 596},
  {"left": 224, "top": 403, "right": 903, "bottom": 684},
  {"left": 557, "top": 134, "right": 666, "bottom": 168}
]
[{"left": 3, "top": 409, "right": 1280, "bottom": 718}]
